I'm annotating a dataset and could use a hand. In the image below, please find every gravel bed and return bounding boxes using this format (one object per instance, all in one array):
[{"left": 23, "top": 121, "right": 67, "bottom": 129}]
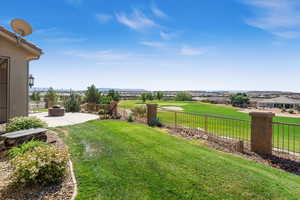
[{"left": 0, "top": 131, "right": 75, "bottom": 200}]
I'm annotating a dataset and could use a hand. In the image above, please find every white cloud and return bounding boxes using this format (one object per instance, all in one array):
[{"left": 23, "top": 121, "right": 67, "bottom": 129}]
[
  {"left": 180, "top": 46, "right": 205, "bottom": 56},
  {"left": 140, "top": 41, "right": 165, "bottom": 48},
  {"left": 96, "top": 14, "right": 113, "bottom": 24},
  {"left": 160, "top": 31, "right": 179, "bottom": 40},
  {"left": 243, "top": 0, "right": 300, "bottom": 39},
  {"left": 273, "top": 31, "right": 300, "bottom": 39},
  {"left": 115, "top": 8, "right": 158, "bottom": 31},
  {"left": 151, "top": 5, "right": 168, "bottom": 19}
]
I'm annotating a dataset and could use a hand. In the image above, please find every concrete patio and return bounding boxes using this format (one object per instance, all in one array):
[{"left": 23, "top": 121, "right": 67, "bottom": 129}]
[{"left": 30, "top": 112, "right": 99, "bottom": 127}]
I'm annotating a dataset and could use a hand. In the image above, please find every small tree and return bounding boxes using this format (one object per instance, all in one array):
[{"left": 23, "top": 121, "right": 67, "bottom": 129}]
[
  {"left": 107, "top": 89, "right": 120, "bottom": 102},
  {"left": 146, "top": 93, "right": 154, "bottom": 101},
  {"left": 45, "top": 87, "right": 58, "bottom": 104},
  {"left": 30, "top": 91, "right": 41, "bottom": 101},
  {"left": 230, "top": 93, "right": 249, "bottom": 108},
  {"left": 64, "top": 93, "right": 81, "bottom": 112},
  {"left": 141, "top": 93, "right": 147, "bottom": 103},
  {"left": 155, "top": 92, "right": 164, "bottom": 101},
  {"left": 85, "top": 85, "right": 101, "bottom": 104},
  {"left": 175, "top": 92, "right": 192, "bottom": 101},
  {"left": 99, "top": 95, "right": 113, "bottom": 104}
]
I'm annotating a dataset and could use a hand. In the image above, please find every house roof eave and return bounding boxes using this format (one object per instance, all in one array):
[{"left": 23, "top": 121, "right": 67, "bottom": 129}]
[{"left": 0, "top": 26, "right": 43, "bottom": 58}]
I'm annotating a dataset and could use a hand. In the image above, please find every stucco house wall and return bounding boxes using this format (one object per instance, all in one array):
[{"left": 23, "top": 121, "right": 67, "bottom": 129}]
[
  {"left": 0, "top": 37, "right": 31, "bottom": 119},
  {"left": 0, "top": 26, "right": 42, "bottom": 122}
]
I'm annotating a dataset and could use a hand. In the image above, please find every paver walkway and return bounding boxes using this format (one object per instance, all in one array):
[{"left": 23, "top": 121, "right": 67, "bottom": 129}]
[{"left": 30, "top": 112, "right": 99, "bottom": 127}]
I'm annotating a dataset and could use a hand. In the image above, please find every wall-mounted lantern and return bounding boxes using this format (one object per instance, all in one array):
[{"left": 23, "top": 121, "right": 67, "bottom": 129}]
[{"left": 29, "top": 74, "right": 34, "bottom": 88}]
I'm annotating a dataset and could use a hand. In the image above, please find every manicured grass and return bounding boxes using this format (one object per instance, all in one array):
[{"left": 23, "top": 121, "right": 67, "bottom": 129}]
[
  {"left": 119, "top": 100, "right": 300, "bottom": 152},
  {"left": 32, "top": 107, "right": 48, "bottom": 112},
  {"left": 60, "top": 120, "right": 300, "bottom": 200}
]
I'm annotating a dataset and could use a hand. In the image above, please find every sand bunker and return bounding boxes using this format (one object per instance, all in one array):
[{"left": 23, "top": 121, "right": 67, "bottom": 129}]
[{"left": 162, "top": 106, "right": 183, "bottom": 111}]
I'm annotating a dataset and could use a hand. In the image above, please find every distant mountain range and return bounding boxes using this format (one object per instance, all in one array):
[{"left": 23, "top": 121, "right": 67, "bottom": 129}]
[
  {"left": 98, "top": 88, "right": 147, "bottom": 92},
  {"left": 30, "top": 87, "right": 147, "bottom": 92}
]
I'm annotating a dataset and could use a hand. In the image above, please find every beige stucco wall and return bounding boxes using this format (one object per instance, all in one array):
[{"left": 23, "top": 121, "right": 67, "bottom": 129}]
[{"left": 0, "top": 36, "right": 32, "bottom": 120}]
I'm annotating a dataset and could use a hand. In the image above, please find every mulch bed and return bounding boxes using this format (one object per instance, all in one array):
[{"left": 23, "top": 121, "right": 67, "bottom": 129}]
[{"left": 0, "top": 131, "right": 75, "bottom": 200}]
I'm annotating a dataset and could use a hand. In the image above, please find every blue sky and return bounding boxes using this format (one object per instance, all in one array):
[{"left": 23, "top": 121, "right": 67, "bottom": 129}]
[{"left": 1, "top": 0, "right": 300, "bottom": 91}]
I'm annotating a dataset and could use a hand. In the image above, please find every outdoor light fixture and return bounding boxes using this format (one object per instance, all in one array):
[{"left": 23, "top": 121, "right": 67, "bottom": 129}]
[{"left": 29, "top": 74, "right": 34, "bottom": 88}]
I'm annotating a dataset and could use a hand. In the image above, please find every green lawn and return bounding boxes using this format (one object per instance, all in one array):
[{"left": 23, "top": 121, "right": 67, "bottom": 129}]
[
  {"left": 32, "top": 107, "right": 48, "bottom": 112},
  {"left": 60, "top": 120, "right": 300, "bottom": 200},
  {"left": 119, "top": 100, "right": 300, "bottom": 153}
]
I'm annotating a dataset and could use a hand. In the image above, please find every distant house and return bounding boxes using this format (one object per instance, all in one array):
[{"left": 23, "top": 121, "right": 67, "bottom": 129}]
[
  {"left": 257, "top": 96, "right": 300, "bottom": 109},
  {"left": 0, "top": 26, "right": 42, "bottom": 123}
]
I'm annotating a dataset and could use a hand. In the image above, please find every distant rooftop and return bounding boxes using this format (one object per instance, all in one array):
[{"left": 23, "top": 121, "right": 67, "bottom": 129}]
[{"left": 257, "top": 96, "right": 300, "bottom": 104}]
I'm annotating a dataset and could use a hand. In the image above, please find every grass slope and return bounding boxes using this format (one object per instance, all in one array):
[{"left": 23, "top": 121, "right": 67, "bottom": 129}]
[
  {"left": 120, "top": 100, "right": 300, "bottom": 152},
  {"left": 61, "top": 120, "right": 300, "bottom": 200}
]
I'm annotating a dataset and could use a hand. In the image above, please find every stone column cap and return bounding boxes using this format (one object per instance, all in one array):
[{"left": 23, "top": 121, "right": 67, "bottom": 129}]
[
  {"left": 249, "top": 112, "right": 275, "bottom": 118},
  {"left": 146, "top": 104, "right": 158, "bottom": 107}
]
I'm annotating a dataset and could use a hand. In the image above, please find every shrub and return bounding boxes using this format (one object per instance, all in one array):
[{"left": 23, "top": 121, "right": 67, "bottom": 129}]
[
  {"left": 30, "top": 91, "right": 41, "bottom": 101},
  {"left": 146, "top": 93, "right": 154, "bottom": 101},
  {"left": 99, "top": 95, "right": 113, "bottom": 104},
  {"left": 175, "top": 92, "right": 192, "bottom": 101},
  {"left": 64, "top": 93, "right": 81, "bottom": 112},
  {"left": 230, "top": 93, "right": 249, "bottom": 108},
  {"left": 9, "top": 140, "right": 48, "bottom": 158},
  {"left": 131, "top": 105, "right": 147, "bottom": 118},
  {"left": 149, "top": 118, "right": 163, "bottom": 127},
  {"left": 288, "top": 110, "right": 295, "bottom": 114},
  {"left": 45, "top": 87, "right": 58, "bottom": 104},
  {"left": 85, "top": 84, "right": 101, "bottom": 104},
  {"left": 140, "top": 93, "right": 147, "bottom": 102},
  {"left": 155, "top": 91, "right": 164, "bottom": 101},
  {"left": 127, "top": 115, "right": 134, "bottom": 122},
  {"left": 107, "top": 89, "right": 121, "bottom": 102},
  {"left": 11, "top": 145, "right": 68, "bottom": 186},
  {"left": 6, "top": 117, "right": 47, "bottom": 132},
  {"left": 98, "top": 109, "right": 106, "bottom": 115}
]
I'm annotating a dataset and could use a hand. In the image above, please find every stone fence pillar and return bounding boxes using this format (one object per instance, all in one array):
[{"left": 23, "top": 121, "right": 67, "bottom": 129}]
[
  {"left": 249, "top": 112, "right": 275, "bottom": 155},
  {"left": 147, "top": 104, "right": 158, "bottom": 125},
  {"left": 110, "top": 101, "right": 118, "bottom": 116}
]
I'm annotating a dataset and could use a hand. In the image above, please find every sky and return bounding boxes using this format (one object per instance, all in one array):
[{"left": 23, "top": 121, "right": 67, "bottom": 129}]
[{"left": 1, "top": 0, "right": 300, "bottom": 92}]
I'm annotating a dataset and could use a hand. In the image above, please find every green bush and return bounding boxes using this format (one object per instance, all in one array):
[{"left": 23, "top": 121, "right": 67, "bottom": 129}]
[
  {"left": 127, "top": 115, "right": 134, "bottom": 122},
  {"left": 9, "top": 140, "right": 48, "bottom": 158},
  {"left": 99, "top": 96, "right": 113, "bottom": 104},
  {"left": 6, "top": 117, "right": 47, "bottom": 132},
  {"left": 230, "top": 93, "right": 249, "bottom": 108},
  {"left": 288, "top": 110, "right": 295, "bottom": 114},
  {"left": 11, "top": 145, "right": 68, "bottom": 186},
  {"left": 85, "top": 84, "right": 101, "bottom": 104},
  {"left": 107, "top": 89, "right": 120, "bottom": 102},
  {"left": 98, "top": 109, "right": 106, "bottom": 115},
  {"left": 149, "top": 118, "right": 163, "bottom": 127},
  {"left": 64, "top": 93, "right": 81, "bottom": 112},
  {"left": 45, "top": 87, "right": 58, "bottom": 104},
  {"left": 175, "top": 92, "right": 192, "bottom": 101},
  {"left": 131, "top": 105, "right": 147, "bottom": 118}
]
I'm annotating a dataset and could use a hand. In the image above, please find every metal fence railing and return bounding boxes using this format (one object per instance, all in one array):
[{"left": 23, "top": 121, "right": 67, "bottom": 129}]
[
  {"left": 158, "top": 110, "right": 251, "bottom": 148},
  {"left": 272, "top": 121, "right": 300, "bottom": 157},
  {"left": 118, "top": 107, "right": 300, "bottom": 160}
]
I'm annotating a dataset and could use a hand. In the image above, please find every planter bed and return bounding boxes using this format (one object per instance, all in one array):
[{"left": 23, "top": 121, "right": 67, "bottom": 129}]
[{"left": 0, "top": 131, "right": 75, "bottom": 200}]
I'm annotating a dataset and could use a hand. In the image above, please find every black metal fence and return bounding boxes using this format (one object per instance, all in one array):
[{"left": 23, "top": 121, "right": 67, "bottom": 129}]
[{"left": 118, "top": 106, "right": 300, "bottom": 161}]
